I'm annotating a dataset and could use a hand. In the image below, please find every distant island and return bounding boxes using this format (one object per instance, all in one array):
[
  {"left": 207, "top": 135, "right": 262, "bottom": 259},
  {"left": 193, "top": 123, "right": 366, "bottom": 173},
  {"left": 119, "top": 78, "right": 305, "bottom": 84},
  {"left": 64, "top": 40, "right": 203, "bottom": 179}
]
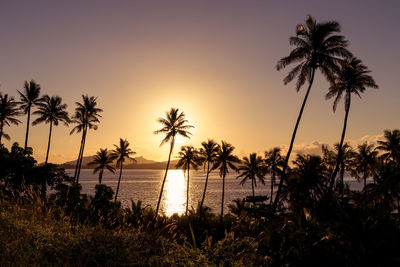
[{"left": 58, "top": 155, "right": 180, "bottom": 170}]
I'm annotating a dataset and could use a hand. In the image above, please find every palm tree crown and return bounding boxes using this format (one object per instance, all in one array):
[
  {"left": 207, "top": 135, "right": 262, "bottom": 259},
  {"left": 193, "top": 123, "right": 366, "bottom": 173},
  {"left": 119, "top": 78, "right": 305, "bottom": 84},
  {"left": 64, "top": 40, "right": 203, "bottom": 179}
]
[
  {"left": 213, "top": 141, "right": 240, "bottom": 217},
  {"left": 112, "top": 138, "right": 136, "bottom": 203},
  {"left": 265, "top": 147, "right": 284, "bottom": 204},
  {"left": 32, "top": 95, "right": 69, "bottom": 127},
  {"left": 88, "top": 148, "right": 116, "bottom": 184},
  {"left": 32, "top": 95, "right": 70, "bottom": 165},
  {"left": 277, "top": 15, "right": 351, "bottom": 91},
  {"left": 198, "top": 139, "right": 219, "bottom": 209},
  {"left": 18, "top": 80, "right": 43, "bottom": 150},
  {"left": 176, "top": 145, "right": 200, "bottom": 214},
  {"left": 0, "top": 92, "right": 21, "bottom": 144},
  {"left": 236, "top": 153, "right": 266, "bottom": 204},
  {"left": 153, "top": 107, "right": 193, "bottom": 217},
  {"left": 352, "top": 142, "right": 378, "bottom": 188},
  {"left": 377, "top": 129, "right": 400, "bottom": 165}
]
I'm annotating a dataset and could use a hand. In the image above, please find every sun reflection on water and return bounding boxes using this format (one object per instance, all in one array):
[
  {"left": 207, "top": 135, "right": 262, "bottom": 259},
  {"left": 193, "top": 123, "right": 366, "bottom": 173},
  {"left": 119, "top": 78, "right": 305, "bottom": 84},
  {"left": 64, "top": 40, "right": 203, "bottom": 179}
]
[{"left": 163, "top": 169, "right": 186, "bottom": 216}]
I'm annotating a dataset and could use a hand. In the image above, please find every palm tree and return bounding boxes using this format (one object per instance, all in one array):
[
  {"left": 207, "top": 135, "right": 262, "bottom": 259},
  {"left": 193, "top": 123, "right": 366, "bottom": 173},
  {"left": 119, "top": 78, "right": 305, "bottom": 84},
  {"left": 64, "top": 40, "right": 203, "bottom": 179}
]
[
  {"left": 176, "top": 145, "right": 200, "bottom": 214},
  {"left": 70, "top": 95, "right": 102, "bottom": 183},
  {"left": 32, "top": 95, "right": 70, "bottom": 165},
  {"left": 111, "top": 138, "right": 136, "bottom": 203},
  {"left": 334, "top": 142, "right": 355, "bottom": 198},
  {"left": 153, "top": 108, "right": 193, "bottom": 217},
  {"left": 377, "top": 129, "right": 400, "bottom": 165},
  {"left": 0, "top": 93, "right": 21, "bottom": 145},
  {"left": 236, "top": 153, "right": 266, "bottom": 206},
  {"left": 88, "top": 148, "right": 116, "bottom": 184},
  {"left": 198, "top": 139, "right": 219, "bottom": 210},
  {"left": 327, "top": 57, "right": 378, "bottom": 192},
  {"left": 212, "top": 141, "right": 240, "bottom": 218},
  {"left": 265, "top": 147, "right": 284, "bottom": 205},
  {"left": 17, "top": 80, "right": 43, "bottom": 150},
  {"left": 352, "top": 142, "right": 378, "bottom": 189},
  {"left": 273, "top": 15, "right": 351, "bottom": 211}
]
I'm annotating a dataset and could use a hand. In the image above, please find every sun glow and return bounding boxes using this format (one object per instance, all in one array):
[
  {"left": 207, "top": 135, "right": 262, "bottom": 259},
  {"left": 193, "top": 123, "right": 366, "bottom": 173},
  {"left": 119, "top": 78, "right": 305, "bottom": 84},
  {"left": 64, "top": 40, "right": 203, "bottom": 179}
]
[{"left": 163, "top": 169, "right": 186, "bottom": 216}]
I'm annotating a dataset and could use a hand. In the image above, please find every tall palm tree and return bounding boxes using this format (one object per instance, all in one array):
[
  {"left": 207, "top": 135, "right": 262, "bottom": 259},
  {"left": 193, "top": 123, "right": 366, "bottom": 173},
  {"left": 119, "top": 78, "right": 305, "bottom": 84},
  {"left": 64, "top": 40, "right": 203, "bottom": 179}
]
[
  {"left": 273, "top": 15, "right": 351, "bottom": 211},
  {"left": 0, "top": 93, "right": 21, "bottom": 145},
  {"left": 327, "top": 57, "right": 378, "bottom": 192},
  {"left": 198, "top": 139, "right": 219, "bottom": 210},
  {"left": 88, "top": 148, "right": 116, "bottom": 184},
  {"left": 153, "top": 108, "right": 193, "bottom": 217},
  {"left": 265, "top": 147, "right": 284, "bottom": 205},
  {"left": 111, "top": 138, "right": 136, "bottom": 203},
  {"left": 236, "top": 153, "right": 266, "bottom": 206},
  {"left": 70, "top": 95, "right": 102, "bottom": 183},
  {"left": 212, "top": 141, "right": 240, "bottom": 218},
  {"left": 17, "top": 80, "right": 43, "bottom": 150},
  {"left": 32, "top": 95, "right": 70, "bottom": 165},
  {"left": 176, "top": 145, "right": 200, "bottom": 214},
  {"left": 352, "top": 142, "right": 378, "bottom": 189},
  {"left": 377, "top": 129, "right": 400, "bottom": 165}
]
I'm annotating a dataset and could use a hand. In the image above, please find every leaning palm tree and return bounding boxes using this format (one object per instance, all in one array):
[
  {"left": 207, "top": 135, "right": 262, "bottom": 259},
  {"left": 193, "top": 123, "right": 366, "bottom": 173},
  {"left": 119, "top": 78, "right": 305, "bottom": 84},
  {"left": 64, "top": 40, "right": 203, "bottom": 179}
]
[
  {"left": 212, "top": 141, "right": 240, "bottom": 218},
  {"left": 236, "top": 153, "right": 266, "bottom": 206},
  {"left": 70, "top": 95, "right": 102, "bottom": 183},
  {"left": 88, "top": 148, "right": 116, "bottom": 184},
  {"left": 153, "top": 108, "right": 193, "bottom": 217},
  {"left": 0, "top": 92, "right": 21, "bottom": 145},
  {"left": 111, "top": 138, "right": 136, "bottom": 203},
  {"left": 273, "top": 15, "right": 352, "bottom": 211},
  {"left": 32, "top": 95, "right": 70, "bottom": 165},
  {"left": 265, "top": 147, "right": 284, "bottom": 205},
  {"left": 327, "top": 57, "right": 378, "bottom": 192},
  {"left": 176, "top": 145, "right": 200, "bottom": 214},
  {"left": 17, "top": 80, "right": 43, "bottom": 150},
  {"left": 198, "top": 139, "right": 219, "bottom": 210},
  {"left": 376, "top": 129, "right": 400, "bottom": 165},
  {"left": 352, "top": 142, "right": 378, "bottom": 189}
]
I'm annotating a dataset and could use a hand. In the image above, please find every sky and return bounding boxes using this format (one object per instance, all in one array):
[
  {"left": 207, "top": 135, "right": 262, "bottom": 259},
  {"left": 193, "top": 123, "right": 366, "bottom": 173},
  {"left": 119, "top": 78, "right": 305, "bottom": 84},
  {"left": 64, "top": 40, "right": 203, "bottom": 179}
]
[{"left": 0, "top": 0, "right": 399, "bottom": 163}]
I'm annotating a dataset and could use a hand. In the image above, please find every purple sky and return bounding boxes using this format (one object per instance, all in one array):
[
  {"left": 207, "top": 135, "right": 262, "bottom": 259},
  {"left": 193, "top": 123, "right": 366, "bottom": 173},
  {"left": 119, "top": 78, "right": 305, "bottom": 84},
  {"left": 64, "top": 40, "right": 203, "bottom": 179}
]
[{"left": 0, "top": 0, "right": 399, "bottom": 163}]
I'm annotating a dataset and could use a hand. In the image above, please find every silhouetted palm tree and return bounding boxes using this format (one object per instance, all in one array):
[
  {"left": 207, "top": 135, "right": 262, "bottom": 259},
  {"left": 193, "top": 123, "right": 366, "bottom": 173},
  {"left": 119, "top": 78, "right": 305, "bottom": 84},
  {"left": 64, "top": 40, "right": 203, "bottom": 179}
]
[
  {"left": 153, "top": 108, "right": 193, "bottom": 217},
  {"left": 88, "top": 148, "right": 116, "bottom": 184},
  {"left": 237, "top": 153, "right": 266, "bottom": 205},
  {"left": 17, "top": 80, "right": 43, "bottom": 150},
  {"left": 274, "top": 15, "right": 351, "bottom": 211},
  {"left": 377, "top": 129, "right": 400, "bottom": 165},
  {"left": 70, "top": 95, "right": 102, "bottom": 183},
  {"left": 198, "top": 139, "right": 219, "bottom": 210},
  {"left": 0, "top": 93, "right": 21, "bottom": 145},
  {"left": 352, "top": 142, "right": 378, "bottom": 189},
  {"left": 281, "top": 154, "right": 328, "bottom": 214},
  {"left": 176, "top": 145, "right": 200, "bottom": 214},
  {"left": 112, "top": 138, "right": 136, "bottom": 203},
  {"left": 327, "top": 57, "right": 378, "bottom": 192},
  {"left": 334, "top": 142, "right": 355, "bottom": 198},
  {"left": 265, "top": 147, "right": 284, "bottom": 205},
  {"left": 212, "top": 141, "right": 239, "bottom": 218},
  {"left": 32, "top": 95, "right": 69, "bottom": 165}
]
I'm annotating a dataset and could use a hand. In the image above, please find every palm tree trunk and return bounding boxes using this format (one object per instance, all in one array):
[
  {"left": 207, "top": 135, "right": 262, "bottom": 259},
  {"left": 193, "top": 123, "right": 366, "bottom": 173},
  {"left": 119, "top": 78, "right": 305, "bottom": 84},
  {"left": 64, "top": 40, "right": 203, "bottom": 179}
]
[
  {"left": 200, "top": 161, "right": 210, "bottom": 210},
  {"left": 329, "top": 93, "right": 351, "bottom": 193},
  {"left": 99, "top": 168, "right": 104, "bottom": 184},
  {"left": 24, "top": 106, "right": 31, "bottom": 151},
  {"left": 186, "top": 165, "right": 190, "bottom": 215},
  {"left": 0, "top": 121, "right": 3, "bottom": 145},
  {"left": 44, "top": 121, "right": 53, "bottom": 165},
  {"left": 270, "top": 171, "right": 275, "bottom": 205},
  {"left": 76, "top": 127, "right": 87, "bottom": 184},
  {"left": 73, "top": 130, "right": 85, "bottom": 182},
  {"left": 221, "top": 171, "right": 226, "bottom": 220},
  {"left": 252, "top": 177, "right": 255, "bottom": 206},
  {"left": 114, "top": 163, "right": 123, "bottom": 203},
  {"left": 340, "top": 163, "right": 345, "bottom": 200},
  {"left": 272, "top": 68, "right": 316, "bottom": 212},
  {"left": 155, "top": 138, "right": 174, "bottom": 217}
]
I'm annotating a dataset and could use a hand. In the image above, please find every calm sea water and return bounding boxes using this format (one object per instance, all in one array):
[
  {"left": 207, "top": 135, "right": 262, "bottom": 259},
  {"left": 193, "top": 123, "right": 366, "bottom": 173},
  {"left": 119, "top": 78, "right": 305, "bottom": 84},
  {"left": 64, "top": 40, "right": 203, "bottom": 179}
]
[{"left": 67, "top": 169, "right": 364, "bottom": 216}]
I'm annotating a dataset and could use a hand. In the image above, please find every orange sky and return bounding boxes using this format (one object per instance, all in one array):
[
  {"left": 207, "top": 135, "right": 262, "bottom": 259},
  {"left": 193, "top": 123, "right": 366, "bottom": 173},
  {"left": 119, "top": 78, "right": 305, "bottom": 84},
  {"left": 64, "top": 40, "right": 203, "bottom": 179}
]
[{"left": 1, "top": 1, "right": 399, "bottom": 163}]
